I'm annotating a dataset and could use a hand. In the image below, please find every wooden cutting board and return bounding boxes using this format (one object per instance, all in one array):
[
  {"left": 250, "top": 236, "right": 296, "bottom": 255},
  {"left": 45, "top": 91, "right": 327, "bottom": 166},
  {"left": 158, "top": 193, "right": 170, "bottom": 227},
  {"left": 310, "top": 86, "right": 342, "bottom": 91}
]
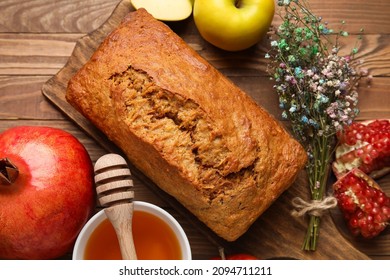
[{"left": 42, "top": 0, "right": 382, "bottom": 259}]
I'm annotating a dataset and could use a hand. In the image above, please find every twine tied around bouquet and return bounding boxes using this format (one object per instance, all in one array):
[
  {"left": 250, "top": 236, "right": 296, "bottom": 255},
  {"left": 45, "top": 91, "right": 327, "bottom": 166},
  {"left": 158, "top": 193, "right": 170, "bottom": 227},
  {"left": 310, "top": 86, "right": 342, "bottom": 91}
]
[{"left": 291, "top": 196, "right": 338, "bottom": 217}]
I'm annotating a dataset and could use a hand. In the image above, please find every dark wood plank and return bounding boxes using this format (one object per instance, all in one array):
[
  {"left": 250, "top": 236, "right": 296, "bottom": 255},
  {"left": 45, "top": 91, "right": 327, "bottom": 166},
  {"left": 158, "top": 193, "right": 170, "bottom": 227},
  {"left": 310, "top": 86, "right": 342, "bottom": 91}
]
[
  {"left": 271, "top": 0, "right": 390, "bottom": 35},
  {"left": 0, "top": 34, "right": 81, "bottom": 75},
  {"left": 2, "top": 0, "right": 390, "bottom": 34},
  {"left": 354, "top": 77, "right": 390, "bottom": 120},
  {"left": 0, "top": 76, "right": 63, "bottom": 119},
  {"left": 198, "top": 33, "right": 390, "bottom": 78},
  {"left": 0, "top": 0, "right": 120, "bottom": 33},
  {"left": 2, "top": 32, "right": 390, "bottom": 77}
]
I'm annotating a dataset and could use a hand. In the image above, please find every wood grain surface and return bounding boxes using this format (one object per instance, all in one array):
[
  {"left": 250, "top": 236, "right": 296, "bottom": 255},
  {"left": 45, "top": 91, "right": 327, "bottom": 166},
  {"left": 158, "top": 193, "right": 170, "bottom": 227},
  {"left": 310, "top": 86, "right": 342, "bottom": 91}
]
[{"left": 1, "top": 0, "right": 390, "bottom": 260}]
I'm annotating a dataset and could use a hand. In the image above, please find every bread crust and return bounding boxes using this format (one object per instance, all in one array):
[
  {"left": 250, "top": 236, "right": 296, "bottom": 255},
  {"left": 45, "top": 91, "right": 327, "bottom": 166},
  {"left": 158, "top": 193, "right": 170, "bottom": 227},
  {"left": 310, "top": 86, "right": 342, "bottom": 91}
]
[{"left": 66, "top": 9, "right": 307, "bottom": 241}]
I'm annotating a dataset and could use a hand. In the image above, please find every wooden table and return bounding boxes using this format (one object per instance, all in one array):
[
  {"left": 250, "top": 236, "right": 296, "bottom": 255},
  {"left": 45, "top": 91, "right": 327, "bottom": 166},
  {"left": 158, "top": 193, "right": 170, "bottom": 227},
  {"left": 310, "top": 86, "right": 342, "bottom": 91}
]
[{"left": 1, "top": 0, "right": 389, "bottom": 260}]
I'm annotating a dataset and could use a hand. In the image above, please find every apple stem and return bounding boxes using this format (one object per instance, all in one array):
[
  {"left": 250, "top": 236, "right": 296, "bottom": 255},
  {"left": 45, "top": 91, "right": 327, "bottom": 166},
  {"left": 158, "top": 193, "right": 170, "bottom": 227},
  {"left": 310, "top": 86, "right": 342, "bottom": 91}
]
[
  {"left": 0, "top": 158, "right": 19, "bottom": 185},
  {"left": 235, "top": 0, "right": 242, "bottom": 8}
]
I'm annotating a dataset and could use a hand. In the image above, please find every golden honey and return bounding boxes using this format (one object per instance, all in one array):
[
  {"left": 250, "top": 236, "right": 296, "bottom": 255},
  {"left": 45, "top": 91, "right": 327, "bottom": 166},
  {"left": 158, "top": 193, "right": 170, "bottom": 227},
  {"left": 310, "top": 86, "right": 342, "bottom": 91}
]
[{"left": 84, "top": 210, "right": 182, "bottom": 260}]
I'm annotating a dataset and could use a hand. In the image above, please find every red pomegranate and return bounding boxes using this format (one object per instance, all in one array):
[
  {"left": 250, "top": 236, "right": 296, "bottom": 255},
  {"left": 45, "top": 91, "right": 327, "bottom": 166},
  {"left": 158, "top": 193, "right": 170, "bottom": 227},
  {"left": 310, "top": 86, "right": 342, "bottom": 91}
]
[{"left": 0, "top": 126, "right": 95, "bottom": 259}]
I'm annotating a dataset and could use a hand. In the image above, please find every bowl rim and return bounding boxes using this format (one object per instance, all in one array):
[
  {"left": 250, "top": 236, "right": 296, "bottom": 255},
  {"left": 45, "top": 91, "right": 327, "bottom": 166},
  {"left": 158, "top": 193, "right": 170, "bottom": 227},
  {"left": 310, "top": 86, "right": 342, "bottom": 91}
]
[{"left": 72, "top": 201, "right": 192, "bottom": 260}]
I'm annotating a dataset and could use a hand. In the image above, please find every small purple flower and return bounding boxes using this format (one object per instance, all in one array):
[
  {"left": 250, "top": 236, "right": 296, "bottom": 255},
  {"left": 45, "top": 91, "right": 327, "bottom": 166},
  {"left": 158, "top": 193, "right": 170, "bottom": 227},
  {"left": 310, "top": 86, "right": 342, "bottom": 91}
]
[{"left": 339, "top": 82, "right": 348, "bottom": 90}]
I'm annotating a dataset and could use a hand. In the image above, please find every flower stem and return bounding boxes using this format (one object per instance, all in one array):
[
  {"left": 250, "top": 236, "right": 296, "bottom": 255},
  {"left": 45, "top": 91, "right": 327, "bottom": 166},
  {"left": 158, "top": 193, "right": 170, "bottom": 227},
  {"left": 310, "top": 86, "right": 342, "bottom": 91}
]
[
  {"left": 302, "top": 132, "right": 335, "bottom": 251},
  {"left": 303, "top": 215, "right": 321, "bottom": 250}
]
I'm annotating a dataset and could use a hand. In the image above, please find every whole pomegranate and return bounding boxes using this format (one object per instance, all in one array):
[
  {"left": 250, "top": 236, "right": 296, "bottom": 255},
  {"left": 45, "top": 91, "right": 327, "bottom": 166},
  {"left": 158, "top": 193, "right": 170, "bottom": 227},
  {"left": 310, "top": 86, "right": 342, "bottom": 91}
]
[{"left": 0, "top": 126, "right": 95, "bottom": 259}]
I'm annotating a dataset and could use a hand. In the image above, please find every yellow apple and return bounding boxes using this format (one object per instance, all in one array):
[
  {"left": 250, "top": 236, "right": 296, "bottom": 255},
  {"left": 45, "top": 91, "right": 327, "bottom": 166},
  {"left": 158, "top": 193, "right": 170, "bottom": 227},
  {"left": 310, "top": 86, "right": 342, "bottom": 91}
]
[
  {"left": 193, "top": 0, "right": 274, "bottom": 51},
  {"left": 131, "top": 0, "right": 193, "bottom": 21}
]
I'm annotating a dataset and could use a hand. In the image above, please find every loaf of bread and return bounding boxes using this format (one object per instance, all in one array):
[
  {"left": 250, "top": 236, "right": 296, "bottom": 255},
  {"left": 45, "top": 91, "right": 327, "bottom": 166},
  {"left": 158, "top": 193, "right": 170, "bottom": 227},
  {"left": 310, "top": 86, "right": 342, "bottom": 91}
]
[{"left": 66, "top": 9, "right": 307, "bottom": 241}]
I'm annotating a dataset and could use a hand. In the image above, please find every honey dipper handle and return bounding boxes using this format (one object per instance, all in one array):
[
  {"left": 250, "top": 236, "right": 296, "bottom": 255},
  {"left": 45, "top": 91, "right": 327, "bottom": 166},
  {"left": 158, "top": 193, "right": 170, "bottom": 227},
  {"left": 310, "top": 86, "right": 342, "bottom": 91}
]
[
  {"left": 105, "top": 203, "right": 137, "bottom": 260},
  {"left": 94, "top": 153, "right": 137, "bottom": 260}
]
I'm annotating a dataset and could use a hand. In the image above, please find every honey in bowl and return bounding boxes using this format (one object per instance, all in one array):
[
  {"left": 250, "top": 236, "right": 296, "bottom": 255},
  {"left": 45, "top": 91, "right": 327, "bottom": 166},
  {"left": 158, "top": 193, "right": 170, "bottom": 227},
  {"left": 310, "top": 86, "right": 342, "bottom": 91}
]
[{"left": 84, "top": 210, "right": 182, "bottom": 260}]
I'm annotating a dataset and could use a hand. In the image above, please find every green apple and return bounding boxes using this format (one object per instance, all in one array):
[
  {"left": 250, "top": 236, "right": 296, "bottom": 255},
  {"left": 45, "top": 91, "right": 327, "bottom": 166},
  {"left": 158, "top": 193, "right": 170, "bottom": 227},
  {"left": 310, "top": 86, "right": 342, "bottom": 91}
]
[
  {"left": 131, "top": 0, "right": 193, "bottom": 21},
  {"left": 193, "top": 0, "right": 274, "bottom": 51}
]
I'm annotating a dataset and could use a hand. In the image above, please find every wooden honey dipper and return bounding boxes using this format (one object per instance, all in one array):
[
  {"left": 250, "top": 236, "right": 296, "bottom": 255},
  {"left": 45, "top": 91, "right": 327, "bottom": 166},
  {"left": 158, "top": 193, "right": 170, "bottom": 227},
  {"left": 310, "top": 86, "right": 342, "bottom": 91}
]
[{"left": 94, "top": 153, "right": 137, "bottom": 260}]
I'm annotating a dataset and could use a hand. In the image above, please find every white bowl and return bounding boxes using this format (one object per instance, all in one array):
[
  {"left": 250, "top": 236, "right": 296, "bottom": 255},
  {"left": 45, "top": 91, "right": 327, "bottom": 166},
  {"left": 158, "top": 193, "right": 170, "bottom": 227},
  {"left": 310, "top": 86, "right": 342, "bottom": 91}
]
[{"left": 73, "top": 201, "right": 192, "bottom": 260}]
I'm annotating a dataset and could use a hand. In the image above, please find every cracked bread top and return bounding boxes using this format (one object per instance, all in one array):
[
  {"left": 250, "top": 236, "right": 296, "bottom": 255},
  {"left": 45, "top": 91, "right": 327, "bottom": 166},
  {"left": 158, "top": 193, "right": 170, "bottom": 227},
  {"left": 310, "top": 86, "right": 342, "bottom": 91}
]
[{"left": 66, "top": 8, "right": 307, "bottom": 241}]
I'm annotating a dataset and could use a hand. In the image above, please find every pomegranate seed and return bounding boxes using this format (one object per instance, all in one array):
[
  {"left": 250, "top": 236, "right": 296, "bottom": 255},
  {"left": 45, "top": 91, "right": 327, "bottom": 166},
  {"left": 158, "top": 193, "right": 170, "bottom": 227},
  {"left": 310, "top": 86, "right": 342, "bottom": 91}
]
[
  {"left": 349, "top": 217, "right": 359, "bottom": 228},
  {"left": 371, "top": 207, "right": 380, "bottom": 215},
  {"left": 364, "top": 202, "right": 373, "bottom": 211},
  {"left": 333, "top": 169, "right": 390, "bottom": 238},
  {"left": 382, "top": 206, "right": 390, "bottom": 218},
  {"left": 370, "top": 149, "right": 379, "bottom": 158},
  {"left": 377, "top": 195, "right": 387, "bottom": 205}
]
